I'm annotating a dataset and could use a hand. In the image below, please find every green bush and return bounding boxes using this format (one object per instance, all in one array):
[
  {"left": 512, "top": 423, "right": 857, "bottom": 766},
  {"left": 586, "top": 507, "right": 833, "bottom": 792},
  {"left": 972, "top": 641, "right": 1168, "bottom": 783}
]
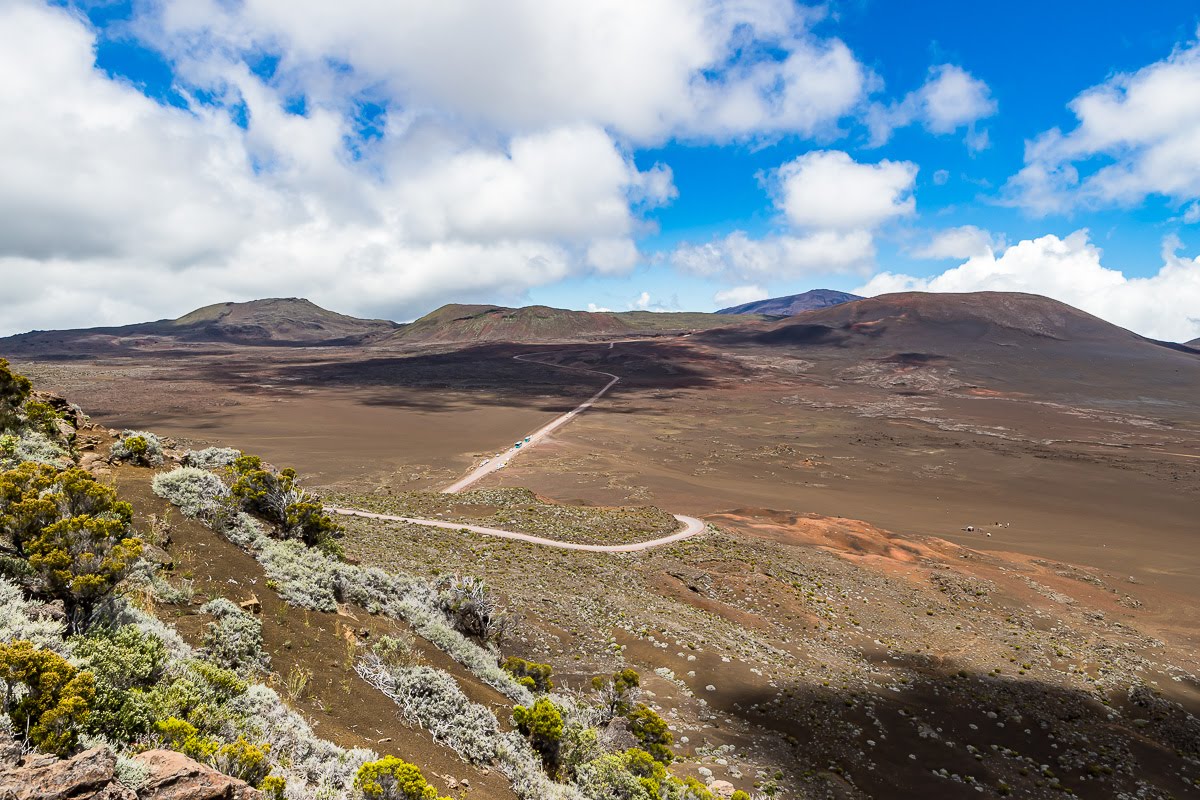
[
  {"left": 354, "top": 756, "right": 451, "bottom": 800},
  {"left": 512, "top": 697, "right": 564, "bottom": 772},
  {"left": 22, "top": 401, "right": 62, "bottom": 438},
  {"left": 592, "top": 667, "right": 641, "bottom": 719},
  {"left": 70, "top": 625, "right": 167, "bottom": 743},
  {"left": 0, "top": 640, "right": 95, "bottom": 756},
  {"left": 0, "top": 360, "right": 32, "bottom": 431},
  {"left": 502, "top": 656, "right": 553, "bottom": 693},
  {"left": 0, "top": 464, "right": 143, "bottom": 634},
  {"left": 228, "top": 456, "right": 342, "bottom": 553},
  {"left": 109, "top": 430, "right": 164, "bottom": 467},
  {"left": 627, "top": 703, "right": 674, "bottom": 764}
]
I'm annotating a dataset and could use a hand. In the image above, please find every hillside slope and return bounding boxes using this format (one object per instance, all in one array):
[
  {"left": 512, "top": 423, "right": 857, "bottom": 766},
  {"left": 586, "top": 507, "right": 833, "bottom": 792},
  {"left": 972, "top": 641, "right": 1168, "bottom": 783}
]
[
  {"left": 390, "top": 303, "right": 759, "bottom": 344},
  {"left": 702, "top": 290, "right": 1200, "bottom": 401},
  {"left": 0, "top": 298, "right": 398, "bottom": 353},
  {"left": 717, "top": 289, "right": 862, "bottom": 316}
]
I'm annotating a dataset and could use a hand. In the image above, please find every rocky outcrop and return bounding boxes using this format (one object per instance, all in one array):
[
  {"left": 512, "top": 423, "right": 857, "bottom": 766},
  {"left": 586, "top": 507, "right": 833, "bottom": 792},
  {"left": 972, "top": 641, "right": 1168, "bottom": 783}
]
[
  {"left": 0, "top": 742, "right": 134, "bottom": 800},
  {"left": 132, "top": 750, "right": 262, "bottom": 800},
  {"left": 0, "top": 733, "right": 260, "bottom": 800}
]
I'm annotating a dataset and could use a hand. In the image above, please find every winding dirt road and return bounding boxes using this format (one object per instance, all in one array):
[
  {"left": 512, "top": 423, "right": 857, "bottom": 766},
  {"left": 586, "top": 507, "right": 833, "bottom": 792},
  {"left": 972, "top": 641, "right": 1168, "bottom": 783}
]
[
  {"left": 332, "top": 343, "right": 705, "bottom": 552},
  {"left": 328, "top": 506, "right": 705, "bottom": 553}
]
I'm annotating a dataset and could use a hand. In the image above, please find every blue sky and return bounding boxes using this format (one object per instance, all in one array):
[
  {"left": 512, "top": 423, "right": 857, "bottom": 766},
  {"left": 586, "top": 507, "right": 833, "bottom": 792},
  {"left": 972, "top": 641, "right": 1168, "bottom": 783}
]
[{"left": 3, "top": 1, "right": 1200, "bottom": 339}]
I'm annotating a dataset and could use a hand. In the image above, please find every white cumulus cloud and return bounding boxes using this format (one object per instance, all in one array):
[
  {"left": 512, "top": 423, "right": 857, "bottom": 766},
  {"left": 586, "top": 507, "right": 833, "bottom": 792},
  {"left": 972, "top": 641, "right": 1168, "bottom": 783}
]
[
  {"left": 672, "top": 230, "right": 876, "bottom": 282},
  {"left": 857, "top": 230, "right": 1200, "bottom": 342},
  {"left": 146, "top": 0, "right": 872, "bottom": 144},
  {"left": 868, "top": 64, "right": 997, "bottom": 149},
  {"left": 0, "top": 1, "right": 676, "bottom": 335},
  {"left": 713, "top": 285, "right": 769, "bottom": 307},
  {"left": 910, "top": 226, "right": 1000, "bottom": 260},
  {"left": 769, "top": 150, "right": 918, "bottom": 230},
  {"left": 1006, "top": 34, "right": 1200, "bottom": 214}
]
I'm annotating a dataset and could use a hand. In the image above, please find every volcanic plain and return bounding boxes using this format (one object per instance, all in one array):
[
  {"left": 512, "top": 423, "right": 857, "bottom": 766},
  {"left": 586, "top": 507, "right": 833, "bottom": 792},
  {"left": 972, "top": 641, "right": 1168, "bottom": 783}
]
[{"left": 6, "top": 292, "right": 1200, "bottom": 798}]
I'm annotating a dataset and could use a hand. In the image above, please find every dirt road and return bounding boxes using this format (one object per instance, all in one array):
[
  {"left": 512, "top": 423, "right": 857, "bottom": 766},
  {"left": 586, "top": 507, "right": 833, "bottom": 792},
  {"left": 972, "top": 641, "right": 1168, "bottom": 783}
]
[{"left": 332, "top": 344, "right": 706, "bottom": 551}]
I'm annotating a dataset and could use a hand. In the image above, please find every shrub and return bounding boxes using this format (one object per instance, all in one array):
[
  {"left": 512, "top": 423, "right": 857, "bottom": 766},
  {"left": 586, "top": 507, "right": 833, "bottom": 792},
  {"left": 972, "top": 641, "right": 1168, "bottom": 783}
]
[
  {"left": 199, "top": 598, "right": 268, "bottom": 676},
  {"left": 152, "top": 467, "right": 231, "bottom": 519},
  {"left": 110, "top": 430, "right": 164, "bottom": 467},
  {"left": 0, "top": 640, "right": 95, "bottom": 756},
  {"left": 182, "top": 447, "right": 241, "bottom": 469},
  {"left": 503, "top": 656, "right": 553, "bottom": 693},
  {"left": 229, "top": 456, "right": 342, "bottom": 552},
  {"left": 70, "top": 624, "right": 166, "bottom": 743},
  {"left": 626, "top": 704, "right": 673, "bottom": 764},
  {"left": 22, "top": 401, "right": 63, "bottom": 438},
  {"left": 354, "top": 756, "right": 451, "bottom": 800},
  {"left": 356, "top": 658, "right": 501, "bottom": 764},
  {"left": 5, "top": 430, "right": 68, "bottom": 469},
  {"left": 0, "top": 464, "right": 143, "bottom": 634},
  {"left": 371, "top": 633, "right": 421, "bottom": 670},
  {"left": 213, "top": 736, "right": 273, "bottom": 786},
  {"left": 513, "top": 697, "right": 564, "bottom": 772},
  {"left": 592, "top": 668, "right": 641, "bottom": 720},
  {"left": 0, "top": 360, "right": 32, "bottom": 431},
  {"left": 435, "top": 574, "right": 509, "bottom": 645},
  {"left": 0, "top": 577, "right": 63, "bottom": 648}
]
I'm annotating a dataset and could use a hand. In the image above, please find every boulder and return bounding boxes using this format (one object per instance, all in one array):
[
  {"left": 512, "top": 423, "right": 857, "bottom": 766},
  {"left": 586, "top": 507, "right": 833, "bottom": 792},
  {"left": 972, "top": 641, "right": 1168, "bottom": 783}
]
[
  {"left": 132, "top": 750, "right": 262, "bottom": 800},
  {"left": 709, "top": 780, "right": 737, "bottom": 798},
  {"left": 0, "top": 742, "right": 134, "bottom": 800}
]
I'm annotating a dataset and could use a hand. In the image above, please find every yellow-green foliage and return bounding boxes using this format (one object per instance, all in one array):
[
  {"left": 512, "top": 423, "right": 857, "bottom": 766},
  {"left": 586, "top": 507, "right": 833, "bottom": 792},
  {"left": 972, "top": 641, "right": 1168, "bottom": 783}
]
[
  {"left": 512, "top": 696, "right": 564, "bottom": 771},
  {"left": 0, "top": 640, "right": 95, "bottom": 756},
  {"left": 259, "top": 774, "right": 287, "bottom": 799},
  {"left": 354, "top": 756, "right": 451, "bottom": 800},
  {"left": 22, "top": 401, "right": 62, "bottom": 438},
  {"left": 592, "top": 667, "right": 641, "bottom": 718},
  {"left": 0, "top": 360, "right": 32, "bottom": 431},
  {"left": 229, "top": 455, "right": 342, "bottom": 554},
  {"left": 0, "top": 464, "right": 142, "bottom": 634},
  {"left": 502, "top": 656, "right": 553, "bottom": 693},
  {"left": 70, "top": 625, "right": 167, "bottom": 743},
  {"left": 627, "top": 703, "right": 674, "bottom": 764},
  {"left": 155, "top": 718, "right": 273, "bottom": 785},
  {"left": 731, "top": 791, "right": 751, "bottom": 800}
]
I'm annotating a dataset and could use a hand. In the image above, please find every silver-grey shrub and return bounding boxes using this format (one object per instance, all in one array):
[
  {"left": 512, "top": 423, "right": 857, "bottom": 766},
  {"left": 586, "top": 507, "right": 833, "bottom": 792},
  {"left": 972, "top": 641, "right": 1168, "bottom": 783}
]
[
  {"left": 0, "top": 576, "right": 64, "bottom": 650},
  {"left": 200, "top": 597, "right": 269, "bottom": 675},
  {"left": 356, "top": 657, "right": 501, "bottom": 764},
  {"left": 152, "top": 467, "right": 230, "bottom": 518},
  {"left": 234, "top": 683, "right": 374, "bottom": 798},
  {"left": 183, "top": 447, "right": 241, "bottom": 469},
  {"left": 110, "top": 429, "right": 164, "bottom": 466}
]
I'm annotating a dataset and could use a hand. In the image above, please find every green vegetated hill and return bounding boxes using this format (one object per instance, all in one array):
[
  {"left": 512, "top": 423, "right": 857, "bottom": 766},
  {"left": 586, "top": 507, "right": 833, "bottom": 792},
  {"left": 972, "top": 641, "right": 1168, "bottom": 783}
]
[{"left": 389, "top": 303, "right": 764, "bottom": 344}]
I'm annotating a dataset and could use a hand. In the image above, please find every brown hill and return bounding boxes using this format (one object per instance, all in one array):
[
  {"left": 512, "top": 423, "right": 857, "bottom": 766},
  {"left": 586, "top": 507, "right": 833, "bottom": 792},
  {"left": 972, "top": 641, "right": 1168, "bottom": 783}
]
[
  {"left": 0, "top": 298, "right": 399, "bottom": 354},
  {"left": 390, "top": 304, "right": 759, "bottom": 344},
  {"left": 701, "top": 291, "right": 1200, "bottom": 402},
  {"left": 716, "top": 289, "right": 862, "bottom": 316}
]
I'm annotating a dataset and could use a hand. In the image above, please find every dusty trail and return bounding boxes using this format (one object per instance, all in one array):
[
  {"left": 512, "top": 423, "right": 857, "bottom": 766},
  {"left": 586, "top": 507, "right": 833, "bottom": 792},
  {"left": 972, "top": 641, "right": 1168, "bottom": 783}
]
[
  {"left": 332, "top": 343, "right": 705, "bottom": 551},
  {"left": 328, "top": 506, "right": 705, "bottom": 552}
]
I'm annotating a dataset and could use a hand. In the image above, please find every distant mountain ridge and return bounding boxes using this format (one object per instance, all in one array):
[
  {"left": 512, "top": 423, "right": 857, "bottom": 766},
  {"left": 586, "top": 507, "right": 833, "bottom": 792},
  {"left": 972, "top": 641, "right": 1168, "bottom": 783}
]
[
  {"left": 717, "top": 289, "right": 863, "bottom": 316},
  {"left": 389, "top": 303, "right": 760, "bottom": 344},
  {"left": 0, "top": 298, "right": 399, "bottom": 354}
]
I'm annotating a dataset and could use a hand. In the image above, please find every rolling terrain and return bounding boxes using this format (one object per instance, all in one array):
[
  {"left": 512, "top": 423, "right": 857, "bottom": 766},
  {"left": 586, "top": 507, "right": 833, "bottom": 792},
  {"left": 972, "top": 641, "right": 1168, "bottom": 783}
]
[
  {"left": 389, "top": 303, "right": 764, "bottom": 344},
  {"left": 0, "top": 297, "right": 400, "bottom": 353},
  {"left": 3, "top": 290, "right": 1199, "bottom": 799}
]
